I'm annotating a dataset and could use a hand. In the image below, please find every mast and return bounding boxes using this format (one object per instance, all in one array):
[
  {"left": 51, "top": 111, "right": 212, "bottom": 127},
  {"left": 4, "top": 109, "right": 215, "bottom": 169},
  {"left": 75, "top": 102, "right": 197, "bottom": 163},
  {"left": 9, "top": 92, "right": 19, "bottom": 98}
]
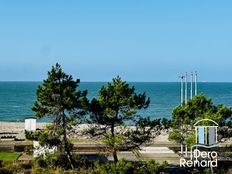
[
  {"left": 180, "top": 75, "right": 184, "bottom": 106},
  {"left": 190, "top": 72, "right": 193, "bottom": 99},
  {"left": 195, "top": 71, "right": 197, "bottom": 96},
  {"left": 185, "top": 72, "right": 188, "bottom": 104}
]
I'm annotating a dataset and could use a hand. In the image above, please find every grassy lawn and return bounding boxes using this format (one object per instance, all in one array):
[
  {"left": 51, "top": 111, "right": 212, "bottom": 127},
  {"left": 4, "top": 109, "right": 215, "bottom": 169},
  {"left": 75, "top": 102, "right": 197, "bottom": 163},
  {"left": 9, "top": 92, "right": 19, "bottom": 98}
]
[{"left": 0, "top": 152, "right": 21, "bottom": 160}]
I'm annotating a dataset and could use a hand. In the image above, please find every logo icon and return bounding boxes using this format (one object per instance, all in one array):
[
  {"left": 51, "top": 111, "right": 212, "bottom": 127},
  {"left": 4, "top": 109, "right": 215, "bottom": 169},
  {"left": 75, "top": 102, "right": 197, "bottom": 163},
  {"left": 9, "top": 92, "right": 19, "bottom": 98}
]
[
  {"left": 193, "top": 118, "right": 219, "bottom": 148},
  {"left": 180, "top": 119, "right": 219, "bottom": 168}
]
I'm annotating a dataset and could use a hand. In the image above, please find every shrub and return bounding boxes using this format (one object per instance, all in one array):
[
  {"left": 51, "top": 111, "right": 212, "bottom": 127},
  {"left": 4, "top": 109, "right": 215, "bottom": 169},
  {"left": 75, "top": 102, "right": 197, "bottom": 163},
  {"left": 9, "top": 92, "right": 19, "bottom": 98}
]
[
  {"left": 0, "top": 168, "right": 13, "bottom": 174},
  {"left": 92, "top": 159, "right": 168, "bottom": 174},
  {"left": 18, "top": 161, "right": 32, "bottom": 170},
  {"left": 36, "top": 157, "right": 48, "bottom": 168},
  {"left": 24, "top": 145, "right": 33, "bottom": 155},
  {"left": 94, "top": 159, "right": 133, "bottom": 174},
  {"left": 161, "top": 118, "right": 172, "bottom": 129},
  {"left": 135, "top": 160, "right": 167, "bottom": 174},
  {"left": 226, "top": 121, "right": 232, "bottom": 128},
  {"left": 219, "top": 128, "right": 232, "bottom": 138}
]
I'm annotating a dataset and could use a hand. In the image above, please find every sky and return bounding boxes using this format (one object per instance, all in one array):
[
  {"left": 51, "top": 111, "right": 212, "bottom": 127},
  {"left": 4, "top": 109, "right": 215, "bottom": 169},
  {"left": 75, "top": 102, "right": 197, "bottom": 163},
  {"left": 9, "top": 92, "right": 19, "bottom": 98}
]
[{"left": 0, "top": 1, "right": 232, "bottom": 82}]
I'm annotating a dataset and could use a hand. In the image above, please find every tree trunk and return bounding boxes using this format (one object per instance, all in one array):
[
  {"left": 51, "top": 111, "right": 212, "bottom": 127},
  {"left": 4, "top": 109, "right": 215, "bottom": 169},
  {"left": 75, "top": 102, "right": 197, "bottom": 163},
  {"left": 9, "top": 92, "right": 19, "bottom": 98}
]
[
  {"left": 62, "top": 112, "right": 75, "bottom": 169},
  {"left": 210, "top": 166, "right": 214, "bottom": 174},
  {"left": 113, "top": 149, "right": 118, "bottom": 163},
  {"left": 210, "top": 156, "right": 214, "bottom": 174},
  {"left": 111, "top": 123, "right": 118, "bottom": 163},
  {"left": 64, "top": 138, "right": 75, "bottom": 169}
]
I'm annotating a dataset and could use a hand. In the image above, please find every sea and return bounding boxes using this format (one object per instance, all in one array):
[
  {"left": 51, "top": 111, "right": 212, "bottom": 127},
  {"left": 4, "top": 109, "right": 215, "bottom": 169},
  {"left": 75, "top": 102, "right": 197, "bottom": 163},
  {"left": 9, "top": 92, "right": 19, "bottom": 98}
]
[{"left": 0, "top": 82, "right": 232, "bottom": 122}]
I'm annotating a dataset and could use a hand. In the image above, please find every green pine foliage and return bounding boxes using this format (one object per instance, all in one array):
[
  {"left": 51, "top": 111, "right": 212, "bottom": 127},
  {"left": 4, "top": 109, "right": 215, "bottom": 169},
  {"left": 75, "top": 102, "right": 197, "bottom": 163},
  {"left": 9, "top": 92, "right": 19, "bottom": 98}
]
[
  {"left": 86, "top": 76, "right": 162, "bottom": 162},
  {"left": 32, "top": 63, "right": 89, "bottom": 169},
  {"left": 169, "top": 94, "right": 232, "bottom": 145}
]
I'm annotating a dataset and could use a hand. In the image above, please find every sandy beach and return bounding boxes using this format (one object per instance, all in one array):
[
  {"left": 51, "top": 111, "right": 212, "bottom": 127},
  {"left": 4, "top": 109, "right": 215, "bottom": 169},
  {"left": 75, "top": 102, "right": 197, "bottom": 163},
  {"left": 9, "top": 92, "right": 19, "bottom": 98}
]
[
  {"left": 0, "top": 121, "right": 171, "bottom": 143},
  {"left": 0, "top": 121, "right": 231, "bottom": 165},
  {"left": 0, "top": 121, "right": 231, "bottom": 145},
  {"left": 0, "top": 122, "right": 48, "bottom": 139},
  {"left": 0, "top": 122, "right": 48, "bottom": 131}
]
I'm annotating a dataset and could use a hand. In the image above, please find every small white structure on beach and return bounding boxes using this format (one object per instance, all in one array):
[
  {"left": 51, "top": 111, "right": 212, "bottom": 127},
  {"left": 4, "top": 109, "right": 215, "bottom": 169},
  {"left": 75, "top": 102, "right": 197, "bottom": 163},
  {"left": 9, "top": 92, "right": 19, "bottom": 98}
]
[{"left": 25, "top": 117, "right": 36, "bottom": 131}]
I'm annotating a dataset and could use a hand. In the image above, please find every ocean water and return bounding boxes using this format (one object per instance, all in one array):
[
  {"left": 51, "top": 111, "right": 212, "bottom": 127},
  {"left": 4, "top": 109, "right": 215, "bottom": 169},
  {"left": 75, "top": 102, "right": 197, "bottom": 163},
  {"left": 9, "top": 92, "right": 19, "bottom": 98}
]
[{"left": 0, "top": 82, "right": 232, "bottom": 122}]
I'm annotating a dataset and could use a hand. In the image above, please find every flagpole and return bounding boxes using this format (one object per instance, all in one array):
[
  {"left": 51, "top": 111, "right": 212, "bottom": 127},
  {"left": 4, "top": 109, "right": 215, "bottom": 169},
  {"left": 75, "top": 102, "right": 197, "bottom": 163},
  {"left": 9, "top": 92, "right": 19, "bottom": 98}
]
[
  {"left": 185, "top": 72, "right": 188, "bottom": 104},
  {"left": 195, "top": 71, "right": 197, "bottom": 96},
  {"left": 190, "top": 72, "right": 193, "bottom": 99}
]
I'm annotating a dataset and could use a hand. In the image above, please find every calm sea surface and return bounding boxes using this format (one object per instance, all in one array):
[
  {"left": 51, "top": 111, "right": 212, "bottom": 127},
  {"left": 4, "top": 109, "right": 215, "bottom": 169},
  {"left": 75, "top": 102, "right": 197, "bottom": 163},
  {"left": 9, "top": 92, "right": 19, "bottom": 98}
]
[{"left": 0, "top": 82, "right": 232, "bottom": 122}]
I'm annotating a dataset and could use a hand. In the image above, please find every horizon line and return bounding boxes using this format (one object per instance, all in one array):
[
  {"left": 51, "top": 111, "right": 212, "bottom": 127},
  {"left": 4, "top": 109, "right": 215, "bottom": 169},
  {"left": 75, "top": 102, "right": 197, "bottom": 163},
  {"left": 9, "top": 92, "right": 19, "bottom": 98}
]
[{"left": 1, "top": 80, "right": 232, "bottom": 83}]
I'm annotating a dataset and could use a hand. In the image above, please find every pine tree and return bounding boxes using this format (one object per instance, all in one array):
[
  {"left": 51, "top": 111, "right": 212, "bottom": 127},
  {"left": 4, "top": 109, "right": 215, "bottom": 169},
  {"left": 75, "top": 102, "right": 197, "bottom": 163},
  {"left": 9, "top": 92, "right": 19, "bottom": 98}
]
[
  {"left": 87, "top": 76, "right": 161, "bottom": 162},
  {"left": 32, "top": 63, "right": 88, "bottom": 168}
]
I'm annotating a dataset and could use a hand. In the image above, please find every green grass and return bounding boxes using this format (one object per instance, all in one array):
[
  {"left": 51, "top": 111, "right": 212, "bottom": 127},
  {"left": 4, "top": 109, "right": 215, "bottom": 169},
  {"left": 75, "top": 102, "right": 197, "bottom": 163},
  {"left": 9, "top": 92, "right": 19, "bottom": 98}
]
[{"left": 0, "top": 152, "right": 21, "bottom": 160}]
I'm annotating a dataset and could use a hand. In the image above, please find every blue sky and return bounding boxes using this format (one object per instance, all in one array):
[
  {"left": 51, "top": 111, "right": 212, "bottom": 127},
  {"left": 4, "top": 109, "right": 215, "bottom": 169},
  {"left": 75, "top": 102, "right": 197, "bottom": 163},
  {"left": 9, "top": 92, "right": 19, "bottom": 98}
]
[{"left": 0, "top": 1, "right": 232, "bottom": 82}]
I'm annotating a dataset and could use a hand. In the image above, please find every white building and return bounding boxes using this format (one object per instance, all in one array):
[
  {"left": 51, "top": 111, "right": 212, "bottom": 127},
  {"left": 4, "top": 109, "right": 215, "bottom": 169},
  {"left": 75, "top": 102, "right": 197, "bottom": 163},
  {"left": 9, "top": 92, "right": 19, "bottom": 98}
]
[{"left": 25, "top": 117, "right": 36, "bottom": 131}]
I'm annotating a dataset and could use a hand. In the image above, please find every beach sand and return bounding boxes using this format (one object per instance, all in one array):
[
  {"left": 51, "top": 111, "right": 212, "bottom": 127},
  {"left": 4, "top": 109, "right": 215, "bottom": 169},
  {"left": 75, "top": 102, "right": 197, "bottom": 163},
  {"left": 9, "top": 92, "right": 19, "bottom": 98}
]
[
  {"left": 0, "top": 121, "right": 231, "bottom": 164},
  {"left": 0, "top": 121, "right": 171, "bottom": 143},
  {"left": 0, "top": 121, "right": 230, "bottom": 145},
  {"left": 0, "top": 122, "right": 48, "bottom": 139}
]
